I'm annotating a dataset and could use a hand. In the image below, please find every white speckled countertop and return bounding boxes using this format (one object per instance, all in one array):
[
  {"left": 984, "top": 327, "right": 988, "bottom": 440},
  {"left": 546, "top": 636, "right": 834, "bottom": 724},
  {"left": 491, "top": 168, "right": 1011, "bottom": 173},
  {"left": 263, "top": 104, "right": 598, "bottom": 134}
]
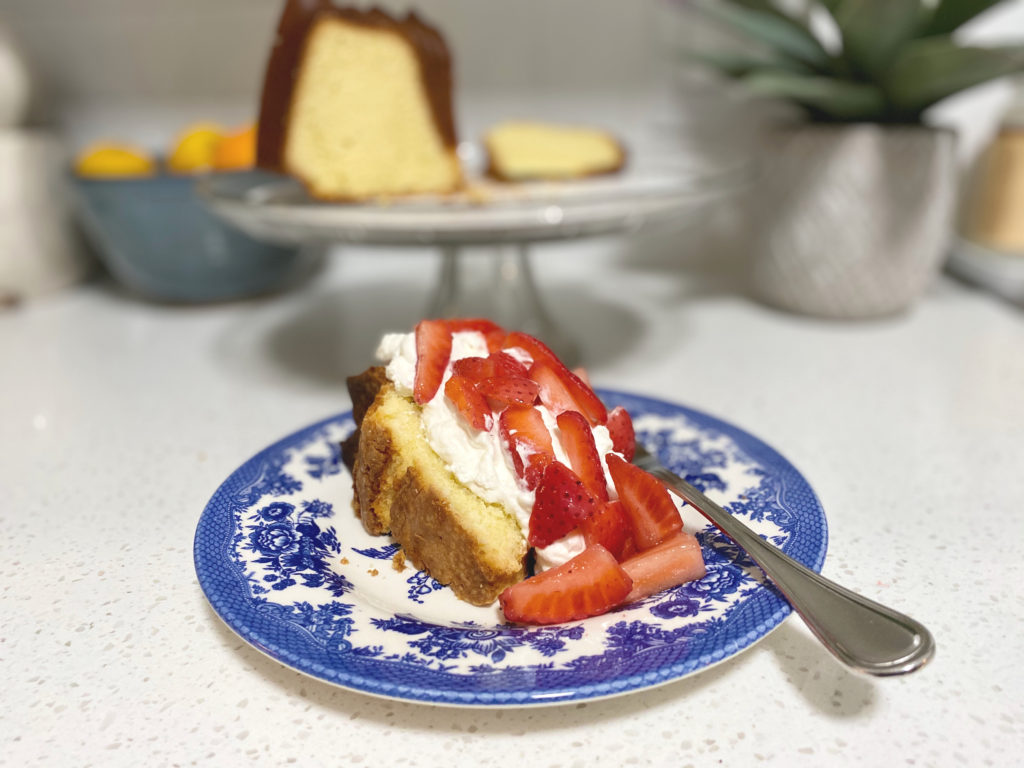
[{"left": 3, "top": 244, "right": 1023, "bottom": 767}]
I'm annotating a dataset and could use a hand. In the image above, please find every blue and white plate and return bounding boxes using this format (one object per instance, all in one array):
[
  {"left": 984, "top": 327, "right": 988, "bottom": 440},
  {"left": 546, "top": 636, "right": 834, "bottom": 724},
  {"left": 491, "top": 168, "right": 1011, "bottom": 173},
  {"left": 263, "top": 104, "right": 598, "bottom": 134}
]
[{"left": 194, "top": 391, "right": 827, "bottom": 707}]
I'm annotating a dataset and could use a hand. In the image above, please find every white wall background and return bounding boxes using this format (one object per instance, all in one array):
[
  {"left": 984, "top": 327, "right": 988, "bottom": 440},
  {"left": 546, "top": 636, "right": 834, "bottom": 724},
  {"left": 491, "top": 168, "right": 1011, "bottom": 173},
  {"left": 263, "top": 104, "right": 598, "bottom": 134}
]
[{"left": 2, "top": 0, "right": 1023, "bottom": 163}]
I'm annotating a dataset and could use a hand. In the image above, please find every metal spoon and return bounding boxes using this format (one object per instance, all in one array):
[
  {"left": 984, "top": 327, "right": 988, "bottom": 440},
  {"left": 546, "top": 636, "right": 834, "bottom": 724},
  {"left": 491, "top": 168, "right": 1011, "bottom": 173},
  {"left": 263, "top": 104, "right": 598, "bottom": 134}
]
[{"left": 633, "top": 443, "right": 935, "bottom": 676}]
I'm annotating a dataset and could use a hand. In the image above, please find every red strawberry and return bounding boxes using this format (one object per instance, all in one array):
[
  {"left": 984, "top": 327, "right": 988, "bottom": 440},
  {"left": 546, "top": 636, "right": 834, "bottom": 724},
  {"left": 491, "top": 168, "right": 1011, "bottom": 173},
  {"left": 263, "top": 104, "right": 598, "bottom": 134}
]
[
  {"left": 528, "top": 460, "right": 599, "bottom": 548},
  {"left": 572, "top": 366, "right": 590, "bottom": 385},
  {"left": 451, "top": 351, "right": 528, "bottom": 384},
  {"left": 489, "top": 351, "right": 529, "bottom": 379},
  {"left": 499, "top": 544, "right": 633, "bottom": 625},
  {"left": 529, "top": 361, "right": 608, "bottom": 426},
  {"left": 414, "top": 319, "right": 452, "bottom": 405},
  {"left": 501, "top": 331, "right": 560, "bottom": 368},
  {"left": 606, "top": 406, "right": 636, "bottom": 462},
  {"left": 444, "top": 374, "right": 492, "bottom": 431},
  {"left": 451, "top": 356, "right": 492, "bottom": 382},
  {"left": 621, "top": 531, "right": 705, "bottom": 603},
  {"left": 606, "top": 453, "right": 683, "bottom": 550},
  {"left": 476, "top": 376, "right": 540, "bottom": 410},
  {"left": 499, "top": 406, "right": 554, "bottom": 489},
  {"left": 447, "top": 318, "right": 506, "bottom": 352},
  {"left": 580, "top": 499, "right": 632, "bottom": 560},
  {"left": 556, "top": 410, "right": 608, "bottom": 501}
]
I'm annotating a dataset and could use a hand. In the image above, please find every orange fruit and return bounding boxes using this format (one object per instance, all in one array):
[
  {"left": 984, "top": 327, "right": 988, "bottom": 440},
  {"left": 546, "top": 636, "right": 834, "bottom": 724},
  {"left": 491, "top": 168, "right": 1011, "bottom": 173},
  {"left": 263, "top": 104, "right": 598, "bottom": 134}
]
[
  {"left": 75, "top": 143, "right": 157, "bottom": 178},
  {"left": 212, "top": 123, "right": 257, "bottom": 171},
  {"left": 167, "top": 123, "right": 224, "bottom": 174}
]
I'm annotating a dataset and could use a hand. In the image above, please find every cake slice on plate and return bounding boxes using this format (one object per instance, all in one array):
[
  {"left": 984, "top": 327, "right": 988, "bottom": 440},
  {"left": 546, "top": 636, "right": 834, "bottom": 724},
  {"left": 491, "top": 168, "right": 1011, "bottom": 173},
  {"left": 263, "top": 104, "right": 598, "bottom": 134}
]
[{"left": 344, "top": 319, "right": 706, "bottom": 622}]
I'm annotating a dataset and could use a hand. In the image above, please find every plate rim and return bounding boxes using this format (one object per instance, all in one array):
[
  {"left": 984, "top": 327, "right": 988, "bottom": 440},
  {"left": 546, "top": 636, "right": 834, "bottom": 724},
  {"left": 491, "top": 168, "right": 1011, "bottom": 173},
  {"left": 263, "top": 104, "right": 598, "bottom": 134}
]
[{"left": 194, "top": 390, "right": 828, "bottom": 707}]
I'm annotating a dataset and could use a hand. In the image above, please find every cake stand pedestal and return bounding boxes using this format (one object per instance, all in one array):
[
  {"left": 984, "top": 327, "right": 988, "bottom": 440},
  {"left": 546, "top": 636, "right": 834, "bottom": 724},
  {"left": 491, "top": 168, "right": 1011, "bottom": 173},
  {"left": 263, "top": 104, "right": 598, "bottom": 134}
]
[{"left": 198, "top": 167, "right": 741, "bottom": 363}]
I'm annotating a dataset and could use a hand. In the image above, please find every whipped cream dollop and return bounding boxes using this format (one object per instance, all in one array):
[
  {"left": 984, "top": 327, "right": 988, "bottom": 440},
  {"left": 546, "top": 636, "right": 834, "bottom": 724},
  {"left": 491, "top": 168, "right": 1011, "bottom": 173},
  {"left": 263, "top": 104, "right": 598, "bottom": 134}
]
[{"left": 375, "top": 330, "right": 617, "bottom": 572}]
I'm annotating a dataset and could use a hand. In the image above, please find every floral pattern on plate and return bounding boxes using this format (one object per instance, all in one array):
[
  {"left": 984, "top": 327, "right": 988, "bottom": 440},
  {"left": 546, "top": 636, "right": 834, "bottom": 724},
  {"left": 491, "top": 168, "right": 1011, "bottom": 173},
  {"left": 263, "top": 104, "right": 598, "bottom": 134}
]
[{"left": 194, "top": 390, "right": 827, "bottom": 706}]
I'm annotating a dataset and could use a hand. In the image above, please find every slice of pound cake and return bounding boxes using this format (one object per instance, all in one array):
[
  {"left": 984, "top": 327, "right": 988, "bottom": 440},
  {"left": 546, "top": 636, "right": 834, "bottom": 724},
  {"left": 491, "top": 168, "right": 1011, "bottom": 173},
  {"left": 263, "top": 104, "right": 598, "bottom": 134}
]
[
  {"left": 484, "top": 121, "right": 625, "bottom": 182},
  {"left": 257, "top": 1, "right": 462, "bottom": 200},
  {"left": 344, "top": 319, "right": 706, "bottom": 622}
]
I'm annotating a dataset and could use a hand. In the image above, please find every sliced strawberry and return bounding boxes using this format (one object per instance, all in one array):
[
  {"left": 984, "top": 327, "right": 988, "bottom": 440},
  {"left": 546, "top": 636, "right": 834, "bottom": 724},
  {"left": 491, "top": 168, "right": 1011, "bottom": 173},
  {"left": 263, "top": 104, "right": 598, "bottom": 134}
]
[
  {"left": 556, "top": 410, "right": 608, "bottom": 501},
  {"left": 447, "top": 318, "right": 506, "bottom": 352},
  {"left": 528, "top": 460, "right": 599, "bottom": 548},
  {"left": 476, "top": 376, "right": 540, "bottom": 410},
  {"left": 606, "top": 406, "right": 636, "bottom": 462},
  {"left": 444, "top": 374, "right": 492, "bottom": 431},
  {"left": 499, "top": 406, "right": 554, "bottom": 489},
  {"left": 501, "top": 331, "right": 560, "bottom": 368},
  {"left": 606, "top": 453, "right": 683, "bottom": 550},
  {"left": 499, "top": 544, "right": 633, "bottom": 625},
  {"left": 450, "top": 351, "right": 528, "bottom": 384},
  {"left": 572, "top": 366, "right": 590, "bottom": 385},
  {"left": 621, "top": 531, "right": 706, "bottom": 603},
  {"left": 580, "top": 499, "right": 631, "bottom": 560},
  {"left": 489, "top": 351, "right": 529, "bottom": 379},
  {"left": 528, "top": 361, "right": 608, "bottom": 426},
  {"left": 413, "top": 319, "right": 452, "bottom": 405}
]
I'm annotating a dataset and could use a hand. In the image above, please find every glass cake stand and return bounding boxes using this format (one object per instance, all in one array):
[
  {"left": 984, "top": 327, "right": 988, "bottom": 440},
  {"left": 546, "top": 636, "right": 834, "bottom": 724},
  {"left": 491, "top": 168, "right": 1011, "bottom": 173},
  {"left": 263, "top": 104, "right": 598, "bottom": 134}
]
[{"left": 198, "top": 158, "right": 742, "bottom": 362}]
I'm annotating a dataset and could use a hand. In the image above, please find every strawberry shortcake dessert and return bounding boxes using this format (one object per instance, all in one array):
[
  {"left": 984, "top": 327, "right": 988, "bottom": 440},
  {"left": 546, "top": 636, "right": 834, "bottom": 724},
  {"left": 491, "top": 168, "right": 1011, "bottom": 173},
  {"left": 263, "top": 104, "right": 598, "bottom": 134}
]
[{"left": 343, "top": 319, "right": 705, "bottom": 624}]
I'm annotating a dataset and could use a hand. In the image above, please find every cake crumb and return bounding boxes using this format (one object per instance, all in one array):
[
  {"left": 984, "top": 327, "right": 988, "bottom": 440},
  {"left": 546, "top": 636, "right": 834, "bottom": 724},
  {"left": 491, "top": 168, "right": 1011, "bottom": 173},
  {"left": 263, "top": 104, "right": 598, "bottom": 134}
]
[
  {"left": 367, "top": 568, "right": 379, "bottom": 576},
  {"left": 340, "top": 557, "right": 349, "bottom": 565},
  {"left": 392, "top": 551, "right": 406, "bottom": 572}
]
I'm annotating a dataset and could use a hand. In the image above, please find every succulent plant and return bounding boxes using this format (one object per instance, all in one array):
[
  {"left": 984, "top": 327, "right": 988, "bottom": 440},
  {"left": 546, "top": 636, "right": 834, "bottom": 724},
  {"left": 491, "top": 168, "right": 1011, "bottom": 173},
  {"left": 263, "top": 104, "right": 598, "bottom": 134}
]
[{"left": 688, "top": 0, "right": 1024, "bottom": 123}]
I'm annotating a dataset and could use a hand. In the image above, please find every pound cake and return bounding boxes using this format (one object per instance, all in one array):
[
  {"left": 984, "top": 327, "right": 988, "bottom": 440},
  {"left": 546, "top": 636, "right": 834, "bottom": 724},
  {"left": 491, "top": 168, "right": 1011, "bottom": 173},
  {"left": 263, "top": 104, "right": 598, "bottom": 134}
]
[
  {"left": 257, "top": 0, "right": 461, "bottom": 200},
  {"left": 484, "top": 121, "right": 625, "bottom": 182},
  {"left": 344, "top": 319, "right": 706, "bottom": 623}
]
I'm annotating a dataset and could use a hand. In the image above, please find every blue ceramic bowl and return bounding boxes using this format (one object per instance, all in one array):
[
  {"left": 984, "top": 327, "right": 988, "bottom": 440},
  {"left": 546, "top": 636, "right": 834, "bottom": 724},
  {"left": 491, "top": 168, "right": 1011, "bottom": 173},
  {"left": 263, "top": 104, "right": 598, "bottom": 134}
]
[{"left": 70, "top": 171, "right": 320, "bottom": 303}]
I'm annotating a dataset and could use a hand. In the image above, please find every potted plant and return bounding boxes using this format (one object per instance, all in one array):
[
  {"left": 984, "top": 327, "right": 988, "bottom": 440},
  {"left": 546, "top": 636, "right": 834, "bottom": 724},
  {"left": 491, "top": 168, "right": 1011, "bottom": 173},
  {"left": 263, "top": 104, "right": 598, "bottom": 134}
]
[{"left": 686, "top": 0, "right": 1024, "bottom": 318}]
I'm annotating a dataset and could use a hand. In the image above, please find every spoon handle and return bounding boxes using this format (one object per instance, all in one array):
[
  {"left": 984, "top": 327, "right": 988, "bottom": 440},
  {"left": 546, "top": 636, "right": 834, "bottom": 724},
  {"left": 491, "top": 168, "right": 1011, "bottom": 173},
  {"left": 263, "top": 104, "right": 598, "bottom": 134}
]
[{"left": 640, "top": 454, "right": 935, "bottom": 675}]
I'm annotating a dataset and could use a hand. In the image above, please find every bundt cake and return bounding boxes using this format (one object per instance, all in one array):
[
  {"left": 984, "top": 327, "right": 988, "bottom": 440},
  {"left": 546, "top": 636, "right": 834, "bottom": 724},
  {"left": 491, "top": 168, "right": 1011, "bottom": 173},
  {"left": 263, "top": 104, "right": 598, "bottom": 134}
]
[{"left": 257, "top": 1, "right": 462, "bottom": 200}]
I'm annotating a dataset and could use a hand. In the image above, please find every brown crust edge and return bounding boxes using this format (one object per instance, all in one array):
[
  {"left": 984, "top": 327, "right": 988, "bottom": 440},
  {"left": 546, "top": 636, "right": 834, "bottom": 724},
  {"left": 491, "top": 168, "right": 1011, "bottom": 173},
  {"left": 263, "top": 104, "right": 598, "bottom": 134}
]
[{"left": 344, "top": 366, "right": 526, "bottom": 605}]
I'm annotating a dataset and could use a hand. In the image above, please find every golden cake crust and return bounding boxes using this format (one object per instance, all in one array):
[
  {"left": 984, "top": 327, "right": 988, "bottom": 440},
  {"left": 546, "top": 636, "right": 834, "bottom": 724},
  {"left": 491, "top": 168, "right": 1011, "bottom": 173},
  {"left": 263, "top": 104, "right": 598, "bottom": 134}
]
[{"left": 346, "top": 367, "right": 527, "bottom": 605}]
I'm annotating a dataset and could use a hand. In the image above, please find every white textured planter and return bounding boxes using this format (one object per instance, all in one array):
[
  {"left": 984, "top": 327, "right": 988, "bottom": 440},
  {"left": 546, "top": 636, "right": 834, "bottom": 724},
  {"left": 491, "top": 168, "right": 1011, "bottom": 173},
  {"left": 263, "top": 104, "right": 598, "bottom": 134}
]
[{"left": 748, "top": 125, "right": 957, "bottom": 319}]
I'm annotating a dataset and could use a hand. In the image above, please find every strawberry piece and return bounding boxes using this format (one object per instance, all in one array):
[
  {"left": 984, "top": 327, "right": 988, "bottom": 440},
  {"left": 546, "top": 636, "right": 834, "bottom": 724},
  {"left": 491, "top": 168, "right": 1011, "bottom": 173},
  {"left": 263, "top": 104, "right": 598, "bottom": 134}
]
[
  {"left": 580, "top": 499, "right": 632, "bottom": 560},
  {"left": 447, "top": 318, "right": 506, "bottom": 352},
  {"left": 489, "top": 351, "right": 529, "bottom": 379},
  {"left": 572, "top": 366, "right": 590, "bottom": 385},
  {"left": 413, "top": 319, "right": 452, "bottom": 405},
  {"left": 499, "top": 544, "right": 633, "bottom": 625},
  {"left": 606, "top": 406, "right": 636, "bottom": 462},
  {"left": 621, "top": 531, "right": 706, "bottom": 603},
  {"left": 528, "top": 460, "right": 599, "bottom": 548},
  {"left": 451, "top": 351, "right": 528, "bottom": 384},
  {"left": 499, "top": 406, "right": 555, "bottom": 489},
  {"left": 606, "top": 453, "right": 683, "bottom": 550},
  {"left": 451, "top": 355, "right": 492, "bottom": 383},
  {"left": 476, "top": 376, "right": 540, "bottom": 410},
  {"left": 501, "top": 331, "right": 560, "bottom": 368},
  {"left": 528, "top": 361, "right": 608, "bottom": 426},
  {"left": 556, "top": 410, "right": 608, "bottom": 501},
  {"left": 444, "top": 374, "right": 492, "bottom": 431}
]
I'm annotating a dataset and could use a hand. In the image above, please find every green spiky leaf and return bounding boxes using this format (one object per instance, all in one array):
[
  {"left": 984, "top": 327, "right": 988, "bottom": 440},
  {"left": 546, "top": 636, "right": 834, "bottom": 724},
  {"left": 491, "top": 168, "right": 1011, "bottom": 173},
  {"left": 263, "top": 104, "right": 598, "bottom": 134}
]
[
  {"left": 741, "top": 71, "right": 886, "bottom": 120},
  {"left": 694, "top": 0, "right": 832, "bottom": 71},
  {"left": 920, "top": 0, "right": 1004, "bottom": 38},
  {"left": 832, "top": 0, "right": 924, "bottom": 78},
  {"left": 886, "top": 38, "right": 1024, "bottom": 116},
  {"left": 686, "top": 48, "right": 812, "bottom": 77}
]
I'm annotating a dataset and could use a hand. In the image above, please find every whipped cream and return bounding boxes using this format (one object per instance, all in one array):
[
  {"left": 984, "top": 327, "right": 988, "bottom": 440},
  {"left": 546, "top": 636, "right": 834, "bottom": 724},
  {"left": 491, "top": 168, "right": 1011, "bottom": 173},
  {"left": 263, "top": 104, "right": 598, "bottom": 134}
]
[{"left": 375, "top": 330, "right": 618, "bottom": 572}]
